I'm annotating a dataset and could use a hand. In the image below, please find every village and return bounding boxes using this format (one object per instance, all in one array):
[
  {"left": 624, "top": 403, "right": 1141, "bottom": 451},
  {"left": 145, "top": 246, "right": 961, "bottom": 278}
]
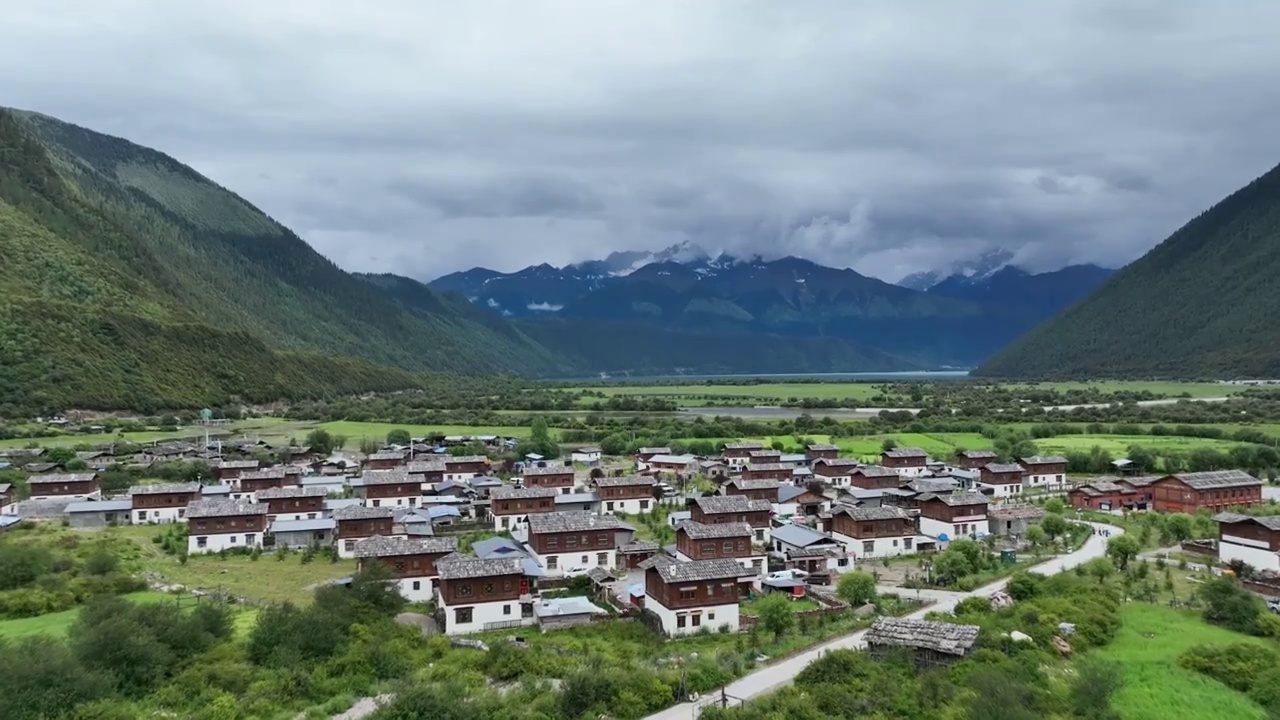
[{"left": 3, "top": 434, "right": 1276, "bottom": 645}]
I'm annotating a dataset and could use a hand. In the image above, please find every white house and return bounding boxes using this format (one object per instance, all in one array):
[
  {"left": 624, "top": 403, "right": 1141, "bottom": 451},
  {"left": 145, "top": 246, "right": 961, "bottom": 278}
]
[
  {"left": 185, "top": 499, "right": 268, "bottom": 555},
  {"left": 644, "top": 558, "right": 753, "bottom": 636},
  {"left": 526, "top": 512, "right": 634, "bottom": 576},
  {"left": 354, "top": 535, "right": 459, "bottom": 602},
  {"left": 823, "top": 505, "right": 919, "bottom": 559},
  {"left": 570, "top": 447, "right": 602, "bottom": 466},
  {"left": 592, "top": 476, "right": 658, "bottom": 515},
  {"left": 641, "top": 454, "right": 698, "bottom": 476},
  {"left": 812, "top": 458, "right": 861, "bottom": 488},
  {"left": 1214, "top": 512, "right": 1280, "bottom": 573},
  {"left": 489, "top": 486, "right": 559, "bottom": 533},
  {"left": 1020, "top": 456, "right": 1069, "bottom": 488},
  {"left": 436, "top": 556, "right": 535, "bottom": 635},
  {"left": 917, "top": 492, "right": 990, "bottom": 541},
  {"left": 674, "top": 521, "right": 767, "bottom": 579},
  {"left": 128, "top": 482, "right": 202, "bottom": 524},
  {"left": 769, "top": 523, "right": 851, "bottom": 573},
  {"left": 359, "top": 469, "right": 424, "bottom": 509}
]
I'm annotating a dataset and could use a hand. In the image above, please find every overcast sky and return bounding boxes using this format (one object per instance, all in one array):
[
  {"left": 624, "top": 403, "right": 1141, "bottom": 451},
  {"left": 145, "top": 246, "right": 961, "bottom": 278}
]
[{"left": 4, "top": 1, "right": 1279, "bottom": 282}]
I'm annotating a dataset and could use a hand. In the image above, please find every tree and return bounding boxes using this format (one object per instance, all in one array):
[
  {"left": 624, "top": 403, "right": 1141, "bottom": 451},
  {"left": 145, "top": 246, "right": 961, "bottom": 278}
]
[
  {"left": 0, "top": 545, "right": 54, "bottom": 590},
  {"left": 1069, "top": 658, "right": 1123, "bottom": 720},
  {"left": 1024, "top": 524, "right": 1047, "bottom": 551},
  {"left": 359, "top": 438, "right": 382, "bottom": 455},
  {"left": 1198, "top": 576, "right": 1264, "bottom": 634},
  {"left": 1083, "top": 557, "right": 1116, "bottom": 585},
  {"left": 754, "top": 593, "right": 795, "bottom": 640},
  {"left": 1039, "top": 513, "right": 1068, "bottom": 542},
  {"left": 0, "top": 637, "right": 111, "bottom": 720},
  {"left": 881, "top": 438, "right": 898, "bottom": 452},
  {"left": 1125, "top": 445, "right": 1156, "bottom": 473},
  {"left": 1043, "top": 498, "right": 1065, "bottom": 515},
  {"left": 385, "top": 428, "right": 411, "bottom": 446},
  {"left": 1105, "top": 534, "right": 1140, "bottom": 571},
  {"left": 1162, "top": 513, "right": 1194, "bottom": 544},
  {"left": 836, "top": 571, "right": 877, "bottom": 606},
  {"left": 304, "top": 428, "right": 336, "bottom": 455}
]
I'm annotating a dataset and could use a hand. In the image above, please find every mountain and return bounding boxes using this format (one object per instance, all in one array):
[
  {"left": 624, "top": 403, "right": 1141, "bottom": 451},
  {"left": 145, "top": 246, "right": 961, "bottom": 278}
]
[
  {"left": 976, "top": 161, "right": 1280, "bottom": 379},
  {"left": 0, "top": 107, "right": 566, "bottom": 413},
  {"left": 898, "top": 247, "right": 1015, "bottom": 290},
  {"left": 928, "top": 264, "right": 1114, "bottom": 317}
]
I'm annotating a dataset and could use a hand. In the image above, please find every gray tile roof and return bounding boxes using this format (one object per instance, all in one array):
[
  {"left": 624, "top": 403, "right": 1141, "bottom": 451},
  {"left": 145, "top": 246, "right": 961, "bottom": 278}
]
[
  {"left": 1169, "top": 470, "right": 1262, "bottom": 490},
  {"left": 723, "top": 442, "right": 765, "bottom": 451},
  {"left": 777, "top": 485, "right": 807, "bottom": 503},
  {"left": 65, "top": 499, "right": 132, "bottom": 513},
  {"left": 1021, "top": 455, "right": 1068, "bottom": 465},
  {"left": 472, "top": 537, "right": 528, "bottom": 559},
  {"left": 239, "top": 467, "right": 288, "bottom": 481},
  {"left": 619, "top": 540, "right": 660, "bottom": 553},
  {"left": 806, "top": 444, "right": 839, "bottom": 451},
  {"left": 256, "top": 486, "right": 328, "bottom": 499},
  {"left": 960, "top": 450, "right": 997, "bottom": 459},
  {"left": 362, "top": 469, "right": 414, "bottom": 486},
  {"left": 218, "top": 460, "right": 260, "bottom": 470},
  {"left": 186, "top": 499, "right": 267, "bottom": 518},
  {"left": 406, "top": 461, "right": 446, "bottom": 473},
  {"left": 907, "top": 479, "right": 958, "bottom": 494},
  {"left": 865, "top": 617, "right": 980, "bottom": 656},
  {"left": 770, "top": 523, "right": 837, "bottom": 547},
  {"left": 925, "top": 491, "right": 990, "bottom": 508},
  {"left": 990, "top": 506, "right": 1047, "bottom": 520},
  {"left": 444, "top": 455, "right": 489, "bottom": 465},
  {"left": 748, "top": 450, "right": 782, "bottom": 458},
  {"left": 129, "top": 482, "right": 201, "bottom": 496},
  {"left": 491, "top": 485, "right": 559, "bottom": 500},
  {"left": 983, "top": 463, "right": 1026, "bottom": 474},
  {"left": 333, "top": 505, "right": 396, "bottom": 520},
  {"left": 655, "top": 558, "right": 754, "bottom": 584},
  {"left": 883, "top": 447, "right": 928, "bottom": 459},
  {"left": 354, "top": 534, "right": 458, "bottom": 558},
  {"left": 1213, "top": 512, "right": 1280, "bottom": 531},
  {"left": 729, "top": 478, "right": 782, "bottom": 491},
  {"left": 814, "top": 458, "right": 862, "bottom": 469},
  {"left": 677, "top": 521, "right": 753, "bottom": 539},
  {"left": 745, "top": 463, "right": 793, "bottom": 472},
  {"left": 522, "top": 465, "right": 575, "bottom": 476},
  {"left": 853, "top": 465, "right": 901, "bottom": 478},
  {"left": 831, "top": 505, "right": 913, "bottom": 522},
  {"left": 595, "top": 475, "right": 656, "bottom": 488},
  {"left": 269, "top": 518, "right": 336, "bottom": 533},
  {"left": 637, "top": 447, "right": 672, "bottom": 455},
  {"left": 527, "top": 511, "right": 633, "bottom": 535},
  {"left": 367, "top": 450, "right": 408, "bottom": 461},
  {"left": 28, "top": 472, "right": 98, "bottom": 485},
  {"left": 693, "top": 495, "right": 772, "bottom": 514},
  {"left": 437, "top": 556, "right": 526, "bottom": 580},
  {"left": 555, "top": 492, "right": 600, "bottom": 505}
]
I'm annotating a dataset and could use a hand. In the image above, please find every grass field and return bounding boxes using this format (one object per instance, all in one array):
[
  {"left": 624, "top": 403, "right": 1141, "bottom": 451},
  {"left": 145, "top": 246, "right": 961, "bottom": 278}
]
[
  {"left": 314, "top": 421, "right": 533, "bottom": 443},
  {"left": 0, "top": 417, "right": 304, "bottom": 449},
  {"left": 1094, "top": 604, "right": 1267, "bottom": 720},
  {"left": 1034, "top": 434, "right": 1246, "bottom": 455},
  {"left": 0, "top": 591, "right": 174, "bottom": 639},
  {"left": 1010, "top": 381, "right": 1239, "bottom": 398}
]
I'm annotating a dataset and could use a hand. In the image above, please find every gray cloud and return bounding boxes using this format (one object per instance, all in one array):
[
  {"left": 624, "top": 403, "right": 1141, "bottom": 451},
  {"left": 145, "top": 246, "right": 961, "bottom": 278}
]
[{"left": 3, "top": 1, "right": 1280, "bottom": 282}]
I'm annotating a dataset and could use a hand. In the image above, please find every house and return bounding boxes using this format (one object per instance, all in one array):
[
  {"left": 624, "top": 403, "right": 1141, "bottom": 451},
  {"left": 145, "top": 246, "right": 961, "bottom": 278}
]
[
  {"left": 644, "top": 454, "right": 698, "bottom": 476},
  {"left": 723, "top": 478, "right": 782, "bottom": 502},
  {"left": 357, "top": 469, "right": 423, "bottom": 509},
  {"left": 1117, "top": 476, "right": 1159, "bottom": 509},
  {"left": 570, "top": 447, "right": 602, "bottom": 466},
  {"left": 553, "top": 491, "right": 601, "bottom": 514},
  {"left": 806, "top": 443, "right": 840, "bottom": 462},
  {"left": 747, "top": 449, "right": 783, "bottom": 465},
  {"left": 721, "top": 442, "right": 765, "bottom": 468},
  {"left": 674, "top": 521, "right": 766, "bottom": 578},
  {"left": 644, "top": 558, "right": 754, "bottom": 636},
  {"left": 526, "top": 512, "right": 634, "bottom": 575},
  {"left": 355, "top": 535, "right": 460, "bottom": 602},
  {"left": 989, "top": 505, "right": 1047, "bottom": 539},
  {"left": 490, "top": 486, "right": 559, "bottom": 532},
  {"left": 269, "top": 517, "right": 336, "bottom": 549},
  {"left": 955, "top": 450, "right": 998, "bottom": 470},
  {"left": 436, "top": 556, "right": 535, "bottom": 635},
  {"left": 1150, "top": 470, "right": 1263, "bottom": 513},
  {"left": 690, "top": 495, "right": 773, "bottom": 543},
  {"left": 467, "top": 475, "right": 505, "bottom": 499},
  {"left": 365, "top": 449, "right": 408, "bottom": 471},
  {"left": 850, "top": 466, "right": 906, "bottom": 490},
  {"left": 1068, "top": 479, "right": 1141, "bottom": 512},
  {"left": 699, "top": 460, "right": 730, "bottom": 480},
  {"left": 443, "top": 455, "right": 490, "bottom": 481},
  {"left": 881, "top": 447, "right": 929, "bottom": 477},
  {"left": 406, "top": 461, "right": 446, "bottom": 488},
  {"left": 883, "top": 479, "right": 960, "bottom": 511},
  {"left": 64, "top": 499, "right": 134, "bottom": 528},
  {"left": 299, "top": 474, "right": 346, "bottom": 496},
  {"left": 823, "top": 505, "right": 918, "bottom": 558},
  {"left": 129, "top": 482, "right": 202, "bottom": 524},
  {"left": 213, "top": 460, "right": 259, "bottom": 483},
  {"left": 532, "top": 596, "right": 609, "bottom": 631},
  {"left": 1020, "top": 456, "right": 1069, "bottom": 488},
  {"left": 23, "top": 462, "right": 63, "bottom": 474},
  {"left": 520, "top": 465, "right": 577, "bottom": 494},
  {"left": 593, "top": 476, "right": 657, "bottom": 515},
  {"left": 773, "top": 484, "right": 830, "bottom": 518},
  {"left": 0, "top": 483, "right": 11, "bottom": 513},
  {"left": 618, "top": 539, "right": 661, "bottom": 568},
  {"left": 635, "top": 447, "right": 672, "bottom": 464},
  {"left": 770, "top": 523, "right": 849, "bottom": 571},
  {"left": 235, "top": 467, "right": 293, "bottom": 498},
  {"left": 1213, "top": 512, "right": 1280, "bottom": 573},
  {"left": 918, "top": 492, "right": 990, "bottom": 541},
  {"left": 742, "top": 463, "right": 793, "bottom": 482},
  {"left": 864, "top": 617, "right": 980, "bottom": 667},
  {"left": 978, "top": 463, "right": 1027, "bottom": 498},
  {"left": 185, "top": 500, "right": 268, "bottom": 554},
  {"left": 256, "top": 486, "right": 327, "bottom": 521},
  {"left": 27, "top": 473, "right": 101, "bottom": 501},
  {"left": 812, "top": 458, "right": 862, "bottom": 488},
  {"left": 334, "top": 505, "right": 397, "bottom": 558}
]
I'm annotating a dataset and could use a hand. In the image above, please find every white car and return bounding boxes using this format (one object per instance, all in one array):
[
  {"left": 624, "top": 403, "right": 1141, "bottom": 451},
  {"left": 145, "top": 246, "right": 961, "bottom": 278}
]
[
  {"left": 564, "top": 566, "right": 592, "bottom": 578},
  {"left": 766, "top": 569, "right": 809, "bottom": 581}
]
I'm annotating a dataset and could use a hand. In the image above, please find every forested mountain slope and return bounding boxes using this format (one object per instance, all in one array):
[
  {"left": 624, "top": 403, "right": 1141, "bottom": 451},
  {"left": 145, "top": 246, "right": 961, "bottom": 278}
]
[
  {"left": 977, "top": 161, "right": 1280, "bottom": 379},
  {"left": 0, "top": 108, "right": 564, "bottom": 413}
]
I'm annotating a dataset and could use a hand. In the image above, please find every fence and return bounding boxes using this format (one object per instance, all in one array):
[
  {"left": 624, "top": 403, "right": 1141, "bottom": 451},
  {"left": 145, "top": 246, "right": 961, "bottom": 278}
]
[{"left": 1180, "top": 540, "right": 1217, "bottom": 557}]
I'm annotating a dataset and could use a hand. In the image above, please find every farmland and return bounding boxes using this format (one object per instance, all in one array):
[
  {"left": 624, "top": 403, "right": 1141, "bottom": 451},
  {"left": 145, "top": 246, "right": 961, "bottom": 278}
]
[{"left": 0, "top": 591, "right": 173, "bottom": 639}]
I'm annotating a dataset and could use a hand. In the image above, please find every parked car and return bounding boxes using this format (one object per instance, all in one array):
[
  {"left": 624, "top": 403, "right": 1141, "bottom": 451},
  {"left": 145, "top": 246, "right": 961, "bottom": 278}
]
[
  {"left": 564, "top": 566, "right": 591, "bottom": 578},
  {"left": 767, "top": 569, "right": 809, "bottom": 581},
  {"left": 806, "top": 572, "right": 834, "bottom": 586},
  {"left": 1266, "top": 598, "right": 1280, "bottom": 614}
]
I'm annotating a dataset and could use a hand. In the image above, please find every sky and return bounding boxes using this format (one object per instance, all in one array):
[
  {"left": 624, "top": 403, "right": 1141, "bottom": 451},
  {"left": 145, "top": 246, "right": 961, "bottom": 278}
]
[{"left": 3, "top": 1, "right": 1280, "bottom": 283}]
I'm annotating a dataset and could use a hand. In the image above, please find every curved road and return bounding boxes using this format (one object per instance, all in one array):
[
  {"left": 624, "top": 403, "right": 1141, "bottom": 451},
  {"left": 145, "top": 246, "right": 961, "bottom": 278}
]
[{"left": 643, "top": 521, "right": 1122, "bottom": 720}]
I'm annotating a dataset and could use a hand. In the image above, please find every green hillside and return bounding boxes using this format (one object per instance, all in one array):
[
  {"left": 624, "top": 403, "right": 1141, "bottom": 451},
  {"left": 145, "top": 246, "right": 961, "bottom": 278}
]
[
  {"left": 977, "top": 161, "right": 1280, "bottom": 379},
  {"left": 0, "top": 108, "right": 565, "bottom": 413}
]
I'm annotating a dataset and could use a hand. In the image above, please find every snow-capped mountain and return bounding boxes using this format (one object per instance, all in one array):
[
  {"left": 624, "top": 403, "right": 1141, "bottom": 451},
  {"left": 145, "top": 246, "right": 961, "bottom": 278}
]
[{"left": 898, "top": 247, "right": 1016, "bottom": 291}]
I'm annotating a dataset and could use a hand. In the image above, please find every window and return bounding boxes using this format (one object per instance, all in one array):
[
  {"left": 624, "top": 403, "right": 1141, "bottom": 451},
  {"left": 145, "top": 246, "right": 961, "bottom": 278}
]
[
  {"left": 454, "top": 607, "right": 473, "bottom": 624},
  {"left": 412, "top": 581, "right": 421, "bottom": 591},
  {"left": 722, "top": 542, "right": 734, "bottom": 553},
  {"left": 691, "top": 613, "right": 701, "bottom": 627},
  {"left": 458, "top": 584, "right": 473, "bottom": 597},
  {"left": 245, "top": 533, "right": 256, "bottom": 545},
  {"left": 580, "top": 555, "right": 588, "bottom": 564},
  {"left": 677, "top": 614, "right": 687, "bottom": 628},
  {"left": 229, "top": 535, "right": 238, "bottom": 544},
  {"left": 197, "top": 536, "right": 208, "bottom": 548},
  {"left": 597, "top": 552, "right": 608, "bottom": 566},
  {"left": 547, "top": 557, "right": 558, "bottom": 569},
  {"left": 640, "top": 500, "right": 650, "bottom": 510},
  {"left": 678, "top": 588, "right": 696, "bottom": 600},
  {"left": 903, "top": 538, "right": 913, "bottom": 551},
  {"left": 501, "top": 517, "right": 510, "bottom": 529},
  {"left": 483, "top": 583, "right": 496, "bottom": 595},
  {"left": 596, "top": 534, "right": 609, "bottom": 547},
  {"left": 394, "top": 561, "right": 406, "bottom": 572},
  {"left": 837, "top": 558, "right": 849, "bottom": 567},
  {"left": 566, "top": 536, "right": 578, "bottom": 548},
  {"left": 606, "top": 501, "right": 615, "bottom": 512},
  {"left": 707, "top": 612, "right": 715, "bottom": 621},
  {"left": 701, "top": 542, "right": 715, "bottom": 555},
  {"left": 752, "top": 558, "right": 762, "bottom": 569},
  {"left": 892, "top": 539, "right": 898, "bottom": 547},
  {"left": 503, "top": 604, "right": 511, "bottom": 616},
  {"left": 547, "top": 538, "right": 558, "bottom": 549},
  {"left": 862, "top": 541, "right": 874, "bottom": 554},
  {"left": 372, "top": 499, "right": 381, "bottom": 507},
  {"left": 345, "top": 540, "right": 356, "bottom": 552}
]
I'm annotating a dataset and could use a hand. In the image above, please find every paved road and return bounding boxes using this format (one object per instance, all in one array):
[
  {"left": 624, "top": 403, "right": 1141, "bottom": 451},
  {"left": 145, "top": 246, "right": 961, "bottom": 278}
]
[{"left": 643, "top": 522, "right": 1121, "bottom": 720}]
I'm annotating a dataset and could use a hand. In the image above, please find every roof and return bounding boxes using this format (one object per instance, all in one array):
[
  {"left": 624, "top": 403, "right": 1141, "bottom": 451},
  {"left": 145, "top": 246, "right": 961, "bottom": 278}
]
[
  {"left": 130, "top": 482, "right": 201, "bottom": 496},
  {"left": 983, "top": 463, "right": 1026, "bottom": 474},
  {"left": 270, "top": 518, "right": 336, "bottom": 533},
  {"left": 362, "top": 469, "right": 414, "bottom": 486},
  {"left": 853, "top": 465, "right": 901, "bottom": 478},
  {"left": 831, "top": 505, "right": 913, "bottom": 522},
  {"left": 522, "top": 465, "right": 575, "bottom": 476},
  {"left": 0, "top": 483, "right": 10, "bottom": 494},
  {"left": 533, "top": 596, "right": 608, "bottom": 618},
  {"left": 468, "top": 475, "right": 504, "bottom": 487},
  {"left": 201, "top": 484, "right": 232, "bottom": 496},
  {"left": 1120, "top": 475, "right": 1160, "bottom": 488},
  {"left": 491, "top": 486, "right": 559, "bottom": 500},
  {"left": 730, "top": 478, "right": 783, "bottom": 491},
  {"left": 959, "top": 450, "right": 997, "bottom": 459},
  {"left": 528, "top": 511, "right": 633, "bottom": 535},
  {"left": 186, "top": 499, "right": 267, "bottom": 518},
  {"left": 906, "top": 479, "right": 958, "bottom": 494},
  {"left": 333, "top": 505, "right": 396, "bottom": 520},
  {"left": 677, "top": 521, "right": 753, "bottom": 539},
  {"left": 1021, "top": 455, "right": 1068, "bottom": 465},
  {"left": 427, "top": 506, "right": 461, "bottom": 519},
  {"left": 806, "top": 444, "right": 839, "bottom": 451},
  {"left": 815, "top": 458, "right": 862, "bottom": 469},
  {"left": 354, "top": 535, "right": 458, "bottom": 558},
  {"left": 748, "top": 450, "right": 782, "bottom": 459},
  {"left": 924, "top": 491, "right": 990, "bottom": 508},
  {"left": 555, "top": 492, "right": 600, "bottom": 505},
  {"left": 770, "top": 523, "right": 838, "bottom": 547},
  {"left": 594, "top": 475, "right": 656, "bottom": 488},
  {"left": 990, "top": 506, "right": 1048, "bottom": 520},
  {"left": 637, "top": 447, "right": 671, "bottom": 455},
  {"left": 777, "top": 485, "right": 807, "bottom": 503},
  {"left": 649, "top": 454, "right": 696, "bottom": 465},
  {"left": 882, "top": 447, "right": 928, "bottom": 459},
  {"left": 1166, "top": 470, "right": 1262, "bottom": 490},
  {"left": 65, "top": 499, "right": 132, "bottom": 514},
  {"left": 574, "top": 447, "right": 602, "bottom": 454},
  {"left": 654, "top": 558, "right": 754, "bottom": 584},
  {"left": 28, "top": 472, "right": 98, "bottom": 485},
  {"left": 693, "top": 495, "right": 772, "bottom": 514},
  {"left": 436, "top": 556, "right": 525, "bottom": 580},
  {"left": 864, "top": 617, "right": 980, "bottom": 656},
  {"left": 406, "top": 461, "right": 446, "bottom": 473},
  {"left": 444, "top": 455, "right": 489, "bottom": 465},
  {"left": 619, "top": 539, "right": 660, "bottom": 553},
  {"left": 366, "top": 450, "right": 407, "bottom": 461},
  {"left": 218, "top": 460, "right": 259, "bottom": 470},
  {"left": 1213, "top": 512, "right": 1280, "bottom": 531},
  {"left": 722, "top": 442, "right": 765, "bottom": 451},
  {"left": 472, "top": 537, "right": 528, "bottom": 559},
  {"left": 239, "top": 467, "right": 289, "bottom": 481},
  {"left": 745, "top": 463, "right": 793, "bottom": 472},
  {"left": 256, "top": 486, "right": 328, "bottom": 500}
]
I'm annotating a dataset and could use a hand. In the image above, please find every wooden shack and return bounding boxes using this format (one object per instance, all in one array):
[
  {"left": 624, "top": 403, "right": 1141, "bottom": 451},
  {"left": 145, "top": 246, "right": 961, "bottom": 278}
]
[{"left": 863, "top": 616, "right": 980, "bottom": 667}]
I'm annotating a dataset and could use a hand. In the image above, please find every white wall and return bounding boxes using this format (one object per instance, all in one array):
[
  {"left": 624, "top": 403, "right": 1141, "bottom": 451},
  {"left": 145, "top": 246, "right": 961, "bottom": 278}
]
[
  {"left": 1026, "top": 472, "right": 1064, "bottom": 488},
  {"left": 493, "top": 513, "right": 531, "bottom": 532},
  {"left": 439, "top": 599, "right": 533, "bottom": 635},
  {"left": 1219, "top": 535, "right": 1280, "bottom": 572},
  {"left": 600, "top": 498, "right": 652, "bottom": 515},
  {"left": 188, "top": 531, "right": 264, "bottom": 555},
  {"left": 30, "top": 490, "right": 100, "bottom": 502},
  {"left": 269, "top": 510, "right": 324, "bottom": 522},
  {"left": 647, "top": 597, "right": 739, "bottom": 636},
  {"left": 977, "top": 482, "right": 1023, "bottom": 498},
  {"left": 444, "top": 472, "right": 479, "bottom": 482},
  {"left": 829, "top": 531, "right": 917, "bottom": 559},
  {"left": 133, "top": 507, "right": 186, "bottom": 524},
  {"left": 919, "top": 515, "right": 989, "bottom": 540},
  {"left": 395, "top": 576, "right": 437, "bottom": 603},
  {"left": 532, "top": 548, "right": 616, "bottom": 575},
  {"left": 363, "top": 495, "right": 420, "bottom": 509},
  {"left": 814, "top": 474, "right": 850, "bottom": 488}
]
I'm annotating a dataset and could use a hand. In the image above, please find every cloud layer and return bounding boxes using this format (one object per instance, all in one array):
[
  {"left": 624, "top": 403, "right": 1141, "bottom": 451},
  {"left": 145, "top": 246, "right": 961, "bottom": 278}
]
[{"left": 4, "top": 1, "right": 1279, "bottom": 281}]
